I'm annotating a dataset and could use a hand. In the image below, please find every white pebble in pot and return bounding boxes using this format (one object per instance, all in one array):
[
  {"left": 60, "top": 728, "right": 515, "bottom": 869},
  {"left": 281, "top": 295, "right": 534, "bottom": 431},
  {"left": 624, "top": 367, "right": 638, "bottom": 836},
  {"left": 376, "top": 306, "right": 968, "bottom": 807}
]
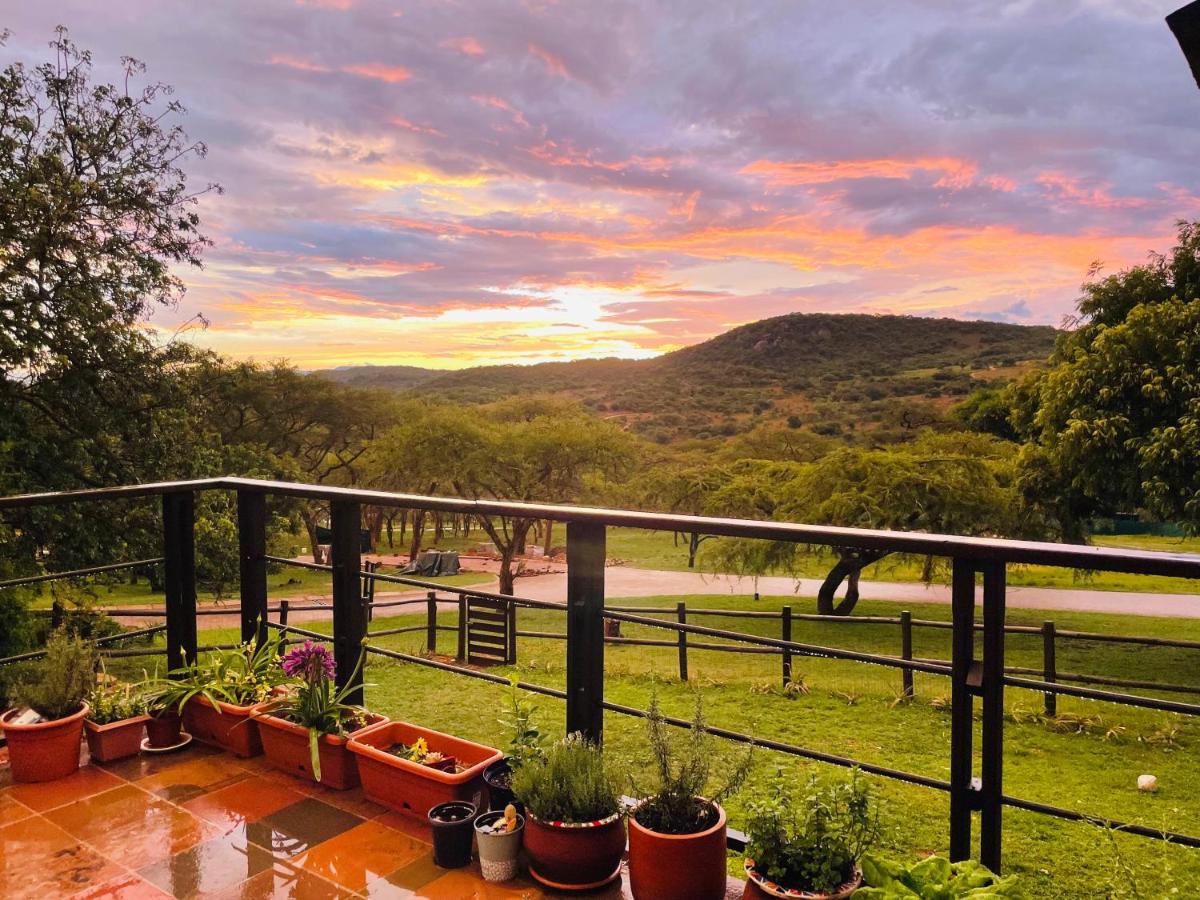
[{"left": 1137, "top": 774, "right": 1158, "bottom": 792}]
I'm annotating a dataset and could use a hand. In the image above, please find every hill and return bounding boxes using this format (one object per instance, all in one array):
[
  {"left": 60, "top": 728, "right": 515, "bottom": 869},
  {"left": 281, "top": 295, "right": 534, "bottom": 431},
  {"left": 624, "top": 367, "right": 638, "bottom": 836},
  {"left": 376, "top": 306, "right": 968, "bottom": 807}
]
[{"left": 321, "top": 313, "right": 1058, "bottom": 443}]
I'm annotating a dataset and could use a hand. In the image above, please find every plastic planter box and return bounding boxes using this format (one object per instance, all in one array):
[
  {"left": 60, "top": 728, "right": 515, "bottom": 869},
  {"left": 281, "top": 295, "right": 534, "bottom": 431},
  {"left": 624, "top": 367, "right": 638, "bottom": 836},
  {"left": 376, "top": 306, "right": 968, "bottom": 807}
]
[
  {"left": 347, "top": 720, "right": 501, "bottom": 819},
  {"left": 255, "top": 711, "right": 387, "bottom": 790},
  {"left": 183, "top": 697, "right": 263, "bottom": 758},
  {"left": 84, "top": 715, "right": 149, "bottom": 763}
]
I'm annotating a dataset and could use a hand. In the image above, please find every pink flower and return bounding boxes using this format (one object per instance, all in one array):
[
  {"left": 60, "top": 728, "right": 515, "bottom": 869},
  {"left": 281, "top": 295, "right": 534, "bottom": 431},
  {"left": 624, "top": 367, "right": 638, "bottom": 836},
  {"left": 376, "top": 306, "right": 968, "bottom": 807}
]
[{"left": 282, "top": 640, "right": 336, "bottom": 682}]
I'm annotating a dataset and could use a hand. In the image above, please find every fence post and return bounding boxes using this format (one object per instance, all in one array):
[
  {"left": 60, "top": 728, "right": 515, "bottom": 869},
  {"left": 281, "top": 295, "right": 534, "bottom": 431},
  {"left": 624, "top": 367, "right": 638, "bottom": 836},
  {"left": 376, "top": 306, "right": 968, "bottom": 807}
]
[
  {"left": 506, "top": 598, "right": 517, "bottom": 664},
  {"left": 781, "top": 606, "right": 793, "bottom": 686},
  {"left": 979, "top": 562, "right": 1007, "bottom": 874},
  {"left": 330, "top": 500, "right": 366, "bottom": 705},
  {"left": 278, "top": 599, "right": 290, "bottom": 656},
  {"left": 677, "top": 601, "right": 689, "bottom": 682},
  {"left": 163, "top": 491, "right": 198, "bottom": 672},
  {"left": 949, "top": 558, "right": 976, "bottom": 864},
  {"left": 237, "top": 490, "right": 268, "bottom": 647},
  {"left": 457, "top": 594, "right": 467, "bottom": 662},
  {"left": 901, "top": 610, "right": 914, "bottom": 698},
  {"left": 425, "top": 591, "right": 438, "bottom": 654},
  {"left": 566, "top": 520, "right": 606, "bottom": 743},
  {"left": 51, "top": 599, "right": 64, "bottom": 631},
  {"left": 1042, "top": 620, "right": 1057, "bottom": 717}
]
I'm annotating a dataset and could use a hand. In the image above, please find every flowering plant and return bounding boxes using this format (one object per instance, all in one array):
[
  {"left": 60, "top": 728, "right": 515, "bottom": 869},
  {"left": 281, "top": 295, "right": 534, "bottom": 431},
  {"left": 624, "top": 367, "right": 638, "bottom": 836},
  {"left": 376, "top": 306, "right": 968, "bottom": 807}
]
[{"left": 255, "top": 640, "right": 369, "bottom": 782}]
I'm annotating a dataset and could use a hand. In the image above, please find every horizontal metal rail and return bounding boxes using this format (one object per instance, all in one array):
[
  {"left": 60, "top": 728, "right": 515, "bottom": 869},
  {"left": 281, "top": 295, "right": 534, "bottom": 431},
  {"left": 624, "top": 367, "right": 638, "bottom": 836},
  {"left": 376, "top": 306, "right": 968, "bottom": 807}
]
[
  {"left": 1001, "top": 795, "right": 1200, "bottom": 848},
  {"left": 0, "top": 558, "right": 164, "bottom": 589},
  {"left": 0, "top": 624, "right": 167, "bottom": 664}
]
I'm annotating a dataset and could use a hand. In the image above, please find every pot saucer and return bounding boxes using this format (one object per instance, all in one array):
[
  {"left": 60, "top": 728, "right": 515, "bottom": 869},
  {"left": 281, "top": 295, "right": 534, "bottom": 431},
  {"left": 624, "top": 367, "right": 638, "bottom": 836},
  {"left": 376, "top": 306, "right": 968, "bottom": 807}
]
[
  {"left": 527, "top": 861, "right": 622, "bottom": 892},
  {"left": 140, "top": 731, "right": 193, "bottom": 754}
]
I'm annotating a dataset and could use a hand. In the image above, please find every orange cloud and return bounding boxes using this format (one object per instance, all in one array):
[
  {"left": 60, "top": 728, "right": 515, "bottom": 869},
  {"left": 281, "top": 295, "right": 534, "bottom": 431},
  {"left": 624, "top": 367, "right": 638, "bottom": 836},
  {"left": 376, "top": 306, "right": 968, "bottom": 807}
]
[
  {"left": 343, "top": 63, "right": 411, "bottom": 83},
  {"left": 1035, "top": 171, "right": 1148, "bottom": 210},
  {"left": 441, "top": 36, "right": 485, "bottom": 57},
  {"left": 528, "top": 43, "right": 570, "bottom": 78},
  {"left": 742, "top": 157, "right": 978, "bottom": 188}
]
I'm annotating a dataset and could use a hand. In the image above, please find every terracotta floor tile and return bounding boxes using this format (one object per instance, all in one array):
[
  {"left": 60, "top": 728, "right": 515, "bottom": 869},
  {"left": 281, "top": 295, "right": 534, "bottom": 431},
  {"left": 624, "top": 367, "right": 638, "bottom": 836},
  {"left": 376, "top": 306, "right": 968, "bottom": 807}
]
[
  {"left": 184, "top": 778, "right": 308, "bottom": 831},
  {"left": 136, "top": 755, "right": 254, "bottom": 803},
  {"left": 137, "top": 827, "right": 282, "bottom": 898},
  {"left": 405, "top": 868, "right": 545, "bottom": 900},
  {"left": 363, "top": 852, "right": 442, "bottom": 894},
  {"left": 199, "top": 865, "right": 353, "bottom": 899},
  {"left": 72, "top": 871, "right": 175, "bottom": 899},
  {"left": 312, "top": 784, "right": 387, "bottom": 820},
  {"left": 5, "top": 765, "right": 125, "bottom": 812},
  {"left": 292, "top": 819, "right": 429, "bottom": 892},
  {"left": 44, "top": 783, "right": 221, "bottom": 869},
  {"left": 244, "top": 797, "right": 363, "bottom": 859},
  {"left": 0, "top": 814, "right": 126, "bottom": 900},
  {"left": 373, "top": 810, "right": 434, "bottom": 843},
  {"left": 0, "top": 792, "right": 34, "bottom": 826},
  {"left": 102, "top": 743, "right": 224, "bottom": 783}
]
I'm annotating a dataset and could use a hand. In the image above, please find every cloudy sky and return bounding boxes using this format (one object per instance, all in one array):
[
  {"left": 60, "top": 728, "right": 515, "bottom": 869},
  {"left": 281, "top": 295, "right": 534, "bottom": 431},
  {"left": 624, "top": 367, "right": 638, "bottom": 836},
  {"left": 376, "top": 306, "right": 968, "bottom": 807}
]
[{"left": 5, "top": 1, "right": 1199, "bottom": 368}]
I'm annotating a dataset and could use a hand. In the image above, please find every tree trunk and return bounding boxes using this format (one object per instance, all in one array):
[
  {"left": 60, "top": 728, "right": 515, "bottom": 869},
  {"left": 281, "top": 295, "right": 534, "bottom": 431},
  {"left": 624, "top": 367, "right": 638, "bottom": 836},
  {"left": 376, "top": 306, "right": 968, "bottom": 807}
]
[
  {"left": 816, "top": 550, "right": 890, "bottom": 616},
  {"left": 385, "top": 512, "right": 395, "bottom": 549},
  {"left": 301, "top": 508, "right": 325, "bottom": 565},
  {"left": 409, "top": 509, "right": 426, "bottom": 562},
  {"left": 543, "top": 519, "right": 554, "bottom": 555},
  {"left": 498, "top": 548, "right": 516, "bottom": 595},
  {"left": 434, "top": 513, "right": 444, "bottom": 544},
  {"left": 688, "top": 532, "right": 700, "bottom": 568}
]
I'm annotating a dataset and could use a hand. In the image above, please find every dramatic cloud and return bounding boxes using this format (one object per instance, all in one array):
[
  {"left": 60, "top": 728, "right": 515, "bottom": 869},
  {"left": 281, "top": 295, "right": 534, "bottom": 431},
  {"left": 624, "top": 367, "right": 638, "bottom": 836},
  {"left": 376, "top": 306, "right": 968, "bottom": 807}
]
[{"left": 4, "top": 0, "right": 1198, "bottom": 367}]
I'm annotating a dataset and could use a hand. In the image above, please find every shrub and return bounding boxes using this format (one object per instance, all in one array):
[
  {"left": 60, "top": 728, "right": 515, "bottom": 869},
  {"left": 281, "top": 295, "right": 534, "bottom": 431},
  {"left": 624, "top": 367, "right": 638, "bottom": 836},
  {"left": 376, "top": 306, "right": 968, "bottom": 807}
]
[
  {"left": 744, "top": 769, "right": 880, "bottom": 894},
  {"left": 631, "top": 692, "right": 752, "bottom": 835},
  {"left": 13, "top": 628, "right": 96, "bottom": 720},
  {"left": 510, "top": 733, "right": 620, "bottom": 823}
]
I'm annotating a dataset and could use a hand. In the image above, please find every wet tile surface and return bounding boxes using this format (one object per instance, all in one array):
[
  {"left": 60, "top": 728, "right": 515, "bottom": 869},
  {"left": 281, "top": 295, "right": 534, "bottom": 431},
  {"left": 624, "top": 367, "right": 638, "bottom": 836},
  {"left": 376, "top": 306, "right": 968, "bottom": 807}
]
[{"left": 1, "top": 745, "right": 746, "bottom": 899}]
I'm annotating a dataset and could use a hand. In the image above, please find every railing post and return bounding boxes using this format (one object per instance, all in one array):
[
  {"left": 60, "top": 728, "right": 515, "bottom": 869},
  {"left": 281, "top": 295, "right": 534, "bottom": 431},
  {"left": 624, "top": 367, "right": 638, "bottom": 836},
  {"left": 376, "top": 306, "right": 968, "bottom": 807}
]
[
  {"left": 677, "top": 601, "right": 688, "bottom": 682},
  {"left": 50, "top": 599, "right": 64, "bottom": 631},
  {"left": 1042, "top": 620, "right": 1057, "bottom": 717},
  {"left": 163, "top": 491, "right": 197, "bottom": 672},
  {"left": 901, "top": 610, "right": 914, "bottom": 698},
  {"left": 237, "top": 490, "right": 268, "bottom": 647},
  {"left": 566, "top": 520, "right": 605, "bottom": 743},
  {"left": 506, "top": 598, "right": 517, "bottom": 664},
  {"left": 427, "top": 591, "right": 438, "bottom": 654},
  {"left": 278, "top": 599, "right": 290, "bottom": 656},
  {"left": 457, "top": 595, "right": 467, "bottom": 662},
  {"left": 980, "top": 562, "right": 1007, "bottom": 874},
  {"left": 781, "top": 606, "right": 792, "bottom": 686},
  {"left": 949, "top": 558, "right": 976, "bottom": 863},
  {"left": 330, "top": 500, "right": 366, "bottom": 705}
]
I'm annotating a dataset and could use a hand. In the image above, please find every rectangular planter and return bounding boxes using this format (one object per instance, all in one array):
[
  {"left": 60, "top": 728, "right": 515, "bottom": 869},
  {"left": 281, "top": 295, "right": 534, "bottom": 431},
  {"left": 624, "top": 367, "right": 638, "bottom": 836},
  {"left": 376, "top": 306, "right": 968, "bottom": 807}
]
[
  {"left": 183, "top": 697, "right": 263, "bottom": 758},
  {"left": 255, "top": 711, "right": 387, "bottom": 790},
  {"left": 347, "top": 721, "right": 502, "bottom": 819},
  {"left": 85, "top": 715, "right": 149, "bottom": 763}
]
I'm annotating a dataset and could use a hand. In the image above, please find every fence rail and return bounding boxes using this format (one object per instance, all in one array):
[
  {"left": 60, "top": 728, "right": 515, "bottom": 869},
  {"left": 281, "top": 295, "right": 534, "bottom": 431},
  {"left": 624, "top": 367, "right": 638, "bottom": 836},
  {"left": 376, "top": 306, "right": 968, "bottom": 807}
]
[{"left": 3, "top": 476, "right": 1200, "bottom": 874}]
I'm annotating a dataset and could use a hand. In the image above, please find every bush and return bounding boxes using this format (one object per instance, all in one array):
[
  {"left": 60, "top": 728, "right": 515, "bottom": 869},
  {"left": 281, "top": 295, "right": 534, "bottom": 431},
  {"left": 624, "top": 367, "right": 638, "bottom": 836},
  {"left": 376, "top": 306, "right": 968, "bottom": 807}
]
[
  {"left": 510, "top": 733, "right": 620, "bottom": 823},
  {"left": 13, "top": 628, "right": 96, "bottom": 720}
]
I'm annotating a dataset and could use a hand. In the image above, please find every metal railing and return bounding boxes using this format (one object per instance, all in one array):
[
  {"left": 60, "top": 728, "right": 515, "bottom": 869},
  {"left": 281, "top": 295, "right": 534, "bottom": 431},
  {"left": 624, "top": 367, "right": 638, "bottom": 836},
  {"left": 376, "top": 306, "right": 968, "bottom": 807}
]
[{"left": 3, "top": 475, "right": 1200, "bottom": 872}]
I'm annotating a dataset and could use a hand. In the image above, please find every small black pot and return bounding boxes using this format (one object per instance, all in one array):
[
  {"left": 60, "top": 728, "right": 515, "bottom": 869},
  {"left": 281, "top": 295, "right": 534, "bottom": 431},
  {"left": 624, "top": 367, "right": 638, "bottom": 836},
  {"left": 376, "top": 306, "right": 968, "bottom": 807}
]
[
  {"left": 483, "top": 758, "right": 515, "bottom": 811},
  {"left": 429, "top": 801, "right": 477, "bottom": 868}
]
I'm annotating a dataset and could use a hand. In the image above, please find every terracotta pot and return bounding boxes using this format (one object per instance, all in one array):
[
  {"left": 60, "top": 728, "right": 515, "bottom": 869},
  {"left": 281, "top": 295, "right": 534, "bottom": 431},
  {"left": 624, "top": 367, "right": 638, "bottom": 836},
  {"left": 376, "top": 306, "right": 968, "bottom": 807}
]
[
  {"left": 255, "top": 710, "right": 386, "bottom": 790},
  {"left": 145, "top": 709, "right": 183, "bottom": 748},
  {"left": 629, "top": 799, "right": 728, "bottom": 900},
  {"left": 183, "top": 696, "right": 262, "bottom": 757},
  {"left": 429, "top": 801, "right": 476, "bottom": 868},
  {"left": 2, "top": 703, "right": 88, "bottom": 783},
  {"left": 347, "top": 720, "right": 501, "bottom": 820},
  {"left": 475, "top": 809, "right": 524, "bottom": 883},
  {"left": 743, "top": 860, "right": 863, "bottom": 899},
  {"left": 84, "top": 715, "right": 149, "bottom": 763},
  {"left": 523, "top": 811, "right": 625, "bottom": 891}
]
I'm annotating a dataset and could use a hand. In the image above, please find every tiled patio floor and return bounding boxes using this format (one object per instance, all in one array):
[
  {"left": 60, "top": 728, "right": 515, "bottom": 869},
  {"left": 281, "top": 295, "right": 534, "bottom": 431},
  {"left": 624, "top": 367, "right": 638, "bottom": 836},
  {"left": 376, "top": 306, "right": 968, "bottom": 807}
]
[{"left": 0, "top": 743, "right": 746, "bottom": 899}]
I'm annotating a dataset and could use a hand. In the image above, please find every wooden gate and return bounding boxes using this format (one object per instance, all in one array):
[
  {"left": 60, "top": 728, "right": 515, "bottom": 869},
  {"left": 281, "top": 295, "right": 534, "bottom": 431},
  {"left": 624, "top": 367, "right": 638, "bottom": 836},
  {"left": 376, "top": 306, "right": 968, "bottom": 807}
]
[{"left": 462, "top": 595, "right": 514, "bottom": 666}]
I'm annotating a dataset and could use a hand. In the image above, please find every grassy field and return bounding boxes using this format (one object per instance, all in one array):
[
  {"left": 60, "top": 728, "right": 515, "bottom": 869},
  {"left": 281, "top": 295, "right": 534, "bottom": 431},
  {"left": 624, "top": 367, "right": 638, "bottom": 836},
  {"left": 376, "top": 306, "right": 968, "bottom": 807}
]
[{"left": 100, "top": 592, "right": 1200, "bottom": 898}]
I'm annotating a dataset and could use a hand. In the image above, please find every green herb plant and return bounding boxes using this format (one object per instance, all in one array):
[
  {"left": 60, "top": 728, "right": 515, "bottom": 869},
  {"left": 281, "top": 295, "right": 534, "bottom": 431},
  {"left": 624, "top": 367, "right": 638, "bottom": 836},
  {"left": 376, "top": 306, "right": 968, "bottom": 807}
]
[
  {"left": 855, "top": 854, "right": 1024, "bottom": 898},
  {"left": 744, "top": 768, "right": 880, "bottom": 895},
  {"left": 13, "top": 628, "right": 96, "bottom": 720},
  {"left": 86, "top": 665, "right": 148, "bottom": 724},
  {"left": 631, "top": 691, "right": 752, "bottom": 835},
  {"left": 499, "top": 676, "right": 545, "bottom": 773},
  {"left": 510, "top": 732, "right": 620, "bottom": 823},
  {"left": 143, "top": 631, "right": 286, "bottom": 715}
]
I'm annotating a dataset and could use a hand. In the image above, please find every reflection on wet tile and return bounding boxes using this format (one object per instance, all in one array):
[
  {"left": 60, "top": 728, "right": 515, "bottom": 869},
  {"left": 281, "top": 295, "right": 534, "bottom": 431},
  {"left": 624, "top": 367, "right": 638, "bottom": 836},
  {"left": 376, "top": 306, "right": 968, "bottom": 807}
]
[
  {"left": 244, "top": 797, "right": 363, "bottom": 859},
  {"left": 5, "top": 764, "right": 124, "bottom": 811},
  {"left": 184, "top": 777, "right": 307, "bottom": 831},
  {"left": 44, "top": 783, "right": 220, "bottom": 868},
  {"left": 73, "top": 871, "right": 174, "bottom": 899},
  {"left": 313, "top": 784, "right": 387, "bottom": 819},
  {"left": 138, "top": 827, "right": 280, "bottom": 898},
  {"left": 293, "top": 820, "right": 428, "bottom": 892},
  {"left": 200, "top": 865, "right": 353, "bottom": 899},
  {"left": 103, "top": 742, "right": 224, "bottom": 782},
  {"left": 368, "top": 851, "right": 441, "bottom": 893},
  {"left": 0, "top": 814, "right": 125, "bottom": 900},
  {"left": 0, "top": 792, "right": 34, "bottom": 825},
  {"left": 137, "top": 755, "right": 252, "bottom": 803},
  {"left": 375, "top": 809, "right": 434, "bottom": 843},
  {"left": 409, "top": 868, "right": 546, "bottom": 899}
]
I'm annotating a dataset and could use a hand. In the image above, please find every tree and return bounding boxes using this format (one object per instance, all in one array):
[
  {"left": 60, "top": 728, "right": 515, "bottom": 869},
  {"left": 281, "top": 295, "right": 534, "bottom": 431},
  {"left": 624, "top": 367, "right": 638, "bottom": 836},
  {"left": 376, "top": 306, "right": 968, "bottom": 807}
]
[{"left": 1013, "top": 222, "right": 1200, "bottom": 534}]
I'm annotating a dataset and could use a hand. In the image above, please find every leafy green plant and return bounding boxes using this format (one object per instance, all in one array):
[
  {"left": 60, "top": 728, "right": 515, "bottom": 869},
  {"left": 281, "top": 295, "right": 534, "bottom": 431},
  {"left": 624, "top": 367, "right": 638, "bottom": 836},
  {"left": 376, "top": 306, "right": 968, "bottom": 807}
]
[
  {"left": 855, "top": 854, "right": 1023, "bottom": 898},
  {"left": 13, "top": 628, "right": 96, "bottom": 720},
  {"left": 253, "top": 640, "right": 368, "bottom": 782},
  {"left": 631, "top": 691, "right": 752, "bottom": 835},
  {"left": 510, "top": 733, "right": 620, "bottom": 823},
  {"left": 744, "top": 769, "right": 879, "bottom": 895},
  {"left": 141, "top": 632, "right": 285, "bottom": 715},
  {"left": 499, "top": 676, "right": 545, "bottom": 772},
  {"left": 86, "top": 666, "right": 148, "bottom": 724}
]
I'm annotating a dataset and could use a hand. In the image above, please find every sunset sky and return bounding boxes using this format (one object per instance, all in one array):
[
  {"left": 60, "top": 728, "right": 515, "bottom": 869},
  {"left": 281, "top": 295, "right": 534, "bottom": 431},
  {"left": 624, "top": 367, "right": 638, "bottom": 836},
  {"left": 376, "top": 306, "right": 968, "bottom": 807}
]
[{"left": 6, "top": 1, "right": 1200, "bottom": 369}]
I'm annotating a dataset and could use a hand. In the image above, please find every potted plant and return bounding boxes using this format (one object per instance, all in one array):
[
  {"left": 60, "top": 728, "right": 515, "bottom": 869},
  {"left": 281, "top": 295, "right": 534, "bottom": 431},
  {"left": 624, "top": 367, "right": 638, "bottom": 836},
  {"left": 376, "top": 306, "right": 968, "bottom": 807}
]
[
  {"left": 348, "top": 719, "right": 502, "bottom": 818},
  {"left": 252, "top": 641, "right": 385, "bottom": 789},
  {"left": 139, "top": 667, "right": 188, "bottom": 750},
  {"left": 1, "top": 629, "right": 95, "bottom": 783},
  {"left": 484, "top": 678, "right": 545, "bottom": 811},
  {"left": 84, "top": 670, "right": 150, "bottom": 763},
  {"left": 627, "top": 693, "right": 752, "bottom": 900},
  {"left": 854, "top": 854, "right": 1023, "bottom": 898},
  {"left": 742, "top": 770, "right": 880, "bottom": 899},
  {"left": 428, "top": 800, "right": 477, "bottom": 868},
  {"left": 510, "top": 733, "right": 625, "bottom": 891},
  {"left": 475, "top": 803, "right": 524, "bottom": 883},
  {"left": 176, "top": 633, "right": 286, "bottom": 757}
]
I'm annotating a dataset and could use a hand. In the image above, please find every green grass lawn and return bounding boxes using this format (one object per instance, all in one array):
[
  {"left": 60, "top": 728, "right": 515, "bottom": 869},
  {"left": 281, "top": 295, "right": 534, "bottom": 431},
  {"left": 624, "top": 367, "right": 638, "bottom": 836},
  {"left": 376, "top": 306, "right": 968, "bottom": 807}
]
[{"left": 99, "top": 591, "right": 1200, "bottom": 898}]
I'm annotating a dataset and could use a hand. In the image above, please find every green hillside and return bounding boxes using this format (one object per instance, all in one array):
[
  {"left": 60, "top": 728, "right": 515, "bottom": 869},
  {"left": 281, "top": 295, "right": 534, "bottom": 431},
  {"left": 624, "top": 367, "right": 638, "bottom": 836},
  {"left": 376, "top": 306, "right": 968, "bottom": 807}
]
[{"left": 320, "top": 313, "right": 1058, "bottom": 442}]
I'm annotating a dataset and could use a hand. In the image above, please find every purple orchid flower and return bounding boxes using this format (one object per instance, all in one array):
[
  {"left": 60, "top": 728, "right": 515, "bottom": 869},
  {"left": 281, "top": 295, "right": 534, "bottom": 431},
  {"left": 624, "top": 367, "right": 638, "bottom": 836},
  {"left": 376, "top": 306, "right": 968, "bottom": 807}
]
[{"left": 281, "top": 640, "right": 336, "bottom": 683}]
